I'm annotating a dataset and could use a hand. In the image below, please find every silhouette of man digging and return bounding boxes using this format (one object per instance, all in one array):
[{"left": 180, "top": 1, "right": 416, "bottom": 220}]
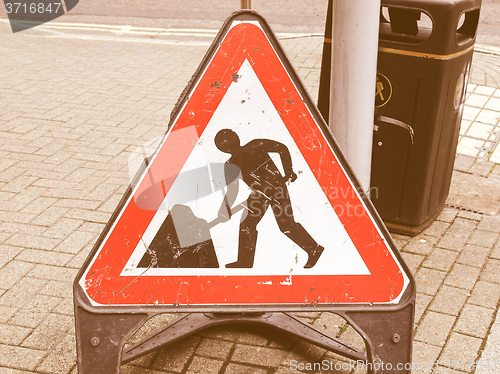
[{"left": 215, "top": 129, "right": 324, "bottom": 269}]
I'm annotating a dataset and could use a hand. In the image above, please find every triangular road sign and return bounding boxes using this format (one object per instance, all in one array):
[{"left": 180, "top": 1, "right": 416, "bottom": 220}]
[{"left": 76, "top": 11, "right": 412, "bottom": 308}]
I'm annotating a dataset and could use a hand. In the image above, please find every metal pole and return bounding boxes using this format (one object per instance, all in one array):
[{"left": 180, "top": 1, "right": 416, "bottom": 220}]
[
  {"left": 241, "top": 0, "right": 251, "bottom": 9},
  {"left": 317, "top": 0, "right": 333, "bottom": 122},
  {"left": 328, "top": 0, "right": 380, "bottom": 193}
]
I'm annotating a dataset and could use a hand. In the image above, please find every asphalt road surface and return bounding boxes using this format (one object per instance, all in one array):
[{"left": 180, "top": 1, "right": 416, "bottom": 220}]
[
  {"left": 0, "top": 0, "right": 498, "bottom": 47},
  {"left": 55, "top": 0, "right": 500, "bottom": 48},
  {"left": 60, "top": 0, "right": 330, "bottom": 32}
]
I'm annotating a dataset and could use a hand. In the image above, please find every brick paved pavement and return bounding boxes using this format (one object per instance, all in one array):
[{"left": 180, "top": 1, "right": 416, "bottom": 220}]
[
  {"left": 471, "top": 47, "right": 500, "bottom": 89},
  {"left": 0, "top": 18, "right": 499, "bottom": 374}
]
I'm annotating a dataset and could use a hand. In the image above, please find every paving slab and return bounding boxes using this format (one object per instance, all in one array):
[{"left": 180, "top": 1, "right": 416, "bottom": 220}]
[{"left": 477, "top": 307, "right": 500, "bottom": 373}]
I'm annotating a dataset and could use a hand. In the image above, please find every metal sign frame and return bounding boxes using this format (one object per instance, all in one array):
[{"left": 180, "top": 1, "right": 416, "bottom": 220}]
[{"left": 74, "top": 10, "right": 416, "bottom": 374}]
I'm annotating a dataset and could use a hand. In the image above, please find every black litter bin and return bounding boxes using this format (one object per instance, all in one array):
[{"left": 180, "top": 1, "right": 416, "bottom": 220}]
[{"left": 371, "top": 0, "right": 481, "bottom": 236}]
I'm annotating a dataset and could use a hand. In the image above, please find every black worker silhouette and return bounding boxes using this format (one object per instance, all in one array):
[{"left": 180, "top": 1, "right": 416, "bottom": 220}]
[{"left": 215, "top": 129, "right": 324, "bottom": 269}]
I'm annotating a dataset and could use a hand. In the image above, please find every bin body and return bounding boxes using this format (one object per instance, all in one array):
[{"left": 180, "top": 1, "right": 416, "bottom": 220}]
[{"left": 371, "top": 0, "right": 481, "bottom": 236}]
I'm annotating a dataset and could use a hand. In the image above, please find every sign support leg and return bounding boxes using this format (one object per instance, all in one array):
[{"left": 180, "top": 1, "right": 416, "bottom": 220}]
[
  {"left": 74, "top": 301, "right": 148, "bottom": 374},
  {"left": 343, "top": 303, "right": 415, "bottom": 374}
]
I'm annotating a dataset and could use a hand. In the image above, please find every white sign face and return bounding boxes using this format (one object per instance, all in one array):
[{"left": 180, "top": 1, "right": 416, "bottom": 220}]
[{"left": 121, "top": 59, "right": 370, "bottom": 277}]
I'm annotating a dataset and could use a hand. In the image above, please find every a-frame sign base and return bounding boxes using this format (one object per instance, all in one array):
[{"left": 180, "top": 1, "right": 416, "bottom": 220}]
[
  {"left": 74, "top": 10, "right": 416, "bottom": 374},
  {"left": 75, "top": 286, "right": 415, "bottom": 373}
]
